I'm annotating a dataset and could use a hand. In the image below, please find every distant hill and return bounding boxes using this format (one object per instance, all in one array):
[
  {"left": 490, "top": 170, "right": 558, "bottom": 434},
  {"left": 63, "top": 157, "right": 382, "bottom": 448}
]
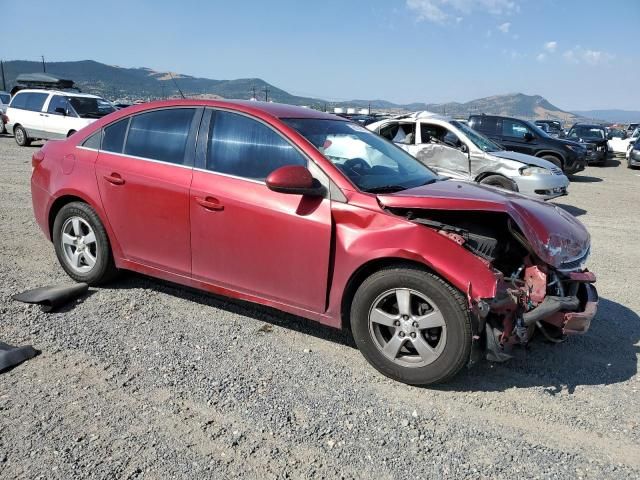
[
  {"left": 2, "top": 60, "right": 586, "bottom": 122},
  {"left": 570, "top": 109, "right": 640, "bottom": 124}
]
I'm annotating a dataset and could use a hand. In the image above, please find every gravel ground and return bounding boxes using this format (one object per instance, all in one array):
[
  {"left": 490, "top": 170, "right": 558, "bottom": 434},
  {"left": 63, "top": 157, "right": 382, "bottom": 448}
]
[{"left": 0, "top": 134, "right": 639, "bottom": 479}]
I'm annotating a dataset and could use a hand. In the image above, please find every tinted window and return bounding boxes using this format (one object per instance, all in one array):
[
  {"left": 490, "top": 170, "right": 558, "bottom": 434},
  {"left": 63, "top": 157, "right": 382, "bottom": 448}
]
[
  {"left": 47, "top": 95, "right": 70, "bottom": 115},
  {"left": 102, "top": 118, "right": 129, "bottom": 153},
  {"left": 469, "top": 116, "right": 498, "bottom": 135},
  {"left": 207, "top": 111, "right": 306, "bottom": 180},
  {"left": 0, "top": 94, "right": 10, "bottom": 104},
  {"left": 125, "top": 109, "right": 194, "bottom": 164},
  {"left": 9, "top": 92, "right": 28, "bottom": 110},
  {"left": 24, "top": 93, "right": 49, "bottom": 112},
  {"left": 502, "top": 119, "right": 531, "bottom": 139},
  {"left": 82, "top": 131, "right": 102, "bottom": 149}
]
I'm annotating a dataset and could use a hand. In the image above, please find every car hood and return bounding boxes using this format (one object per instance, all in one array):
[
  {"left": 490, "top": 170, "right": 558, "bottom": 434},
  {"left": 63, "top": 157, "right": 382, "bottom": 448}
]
[
  {"left": 489, "top": 150, "right": 558, "bottom": 170},
  {"left": 378, "top": 180, "right": 590, "bottom": 269}
]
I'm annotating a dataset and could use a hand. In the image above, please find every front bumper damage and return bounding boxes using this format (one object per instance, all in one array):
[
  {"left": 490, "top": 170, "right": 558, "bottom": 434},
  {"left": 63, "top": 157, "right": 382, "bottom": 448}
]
[{"left": 473, "top": 265, "right": 598, "bottom": 362}]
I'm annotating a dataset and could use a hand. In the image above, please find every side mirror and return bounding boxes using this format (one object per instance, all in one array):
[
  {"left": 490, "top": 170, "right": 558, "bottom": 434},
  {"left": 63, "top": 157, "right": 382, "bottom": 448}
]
[
  {"left": 266, "top": 165, "right": 325, "bottom": 197},
  {"left": 54, "top": 107, "right": 67, "bottom": 116},
  {"left": 524, "top": 132, "right": 535, "bottom": 141}
]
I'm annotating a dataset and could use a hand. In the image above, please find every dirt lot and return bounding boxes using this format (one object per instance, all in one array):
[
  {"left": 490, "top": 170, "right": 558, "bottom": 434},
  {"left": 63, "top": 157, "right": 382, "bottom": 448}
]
[{"left": 0, "top": 134, "right": 638, "bottom": 479}]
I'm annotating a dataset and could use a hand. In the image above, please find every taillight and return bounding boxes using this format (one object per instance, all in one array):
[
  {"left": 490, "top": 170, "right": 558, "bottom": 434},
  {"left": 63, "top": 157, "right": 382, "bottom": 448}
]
[{"left": 32, "top": 150, "right": 45, "bottom": 168}]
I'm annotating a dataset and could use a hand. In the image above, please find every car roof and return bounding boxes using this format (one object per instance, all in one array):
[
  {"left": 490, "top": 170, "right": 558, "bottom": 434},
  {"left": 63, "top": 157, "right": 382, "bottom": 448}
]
[
  {"left": 107, "top": 99, "right": 341, "bottom": 121},
  {"left": 573, "top": 123, "right": 604, "bottom": 128},
  {"left": 12, "top": 88, "right": 103, "bottom": 99}
]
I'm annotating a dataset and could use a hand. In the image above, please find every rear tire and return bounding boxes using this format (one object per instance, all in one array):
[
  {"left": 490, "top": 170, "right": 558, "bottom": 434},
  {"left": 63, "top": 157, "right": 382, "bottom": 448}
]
[
  {"left": 479, "top": 174, "right": 516, "bottom": 191},
  {"left": 52, "top": 202, "right": 118, "bottom": 285},
  {"left": 67, "top": 130, "right": 77, "bottom": 137},
  {"left": 350, "top": 267, "right": 472, "bottom": 385},
  {"left": 14, "top": 125, "right": 31, "bottom": 146},
  {"left": 541, "top": 154, "right": 562, "bottom": 169}
]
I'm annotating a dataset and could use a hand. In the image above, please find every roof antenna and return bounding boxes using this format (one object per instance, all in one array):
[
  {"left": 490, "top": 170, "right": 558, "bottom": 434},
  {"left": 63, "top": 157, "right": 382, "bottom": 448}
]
[{"left": 169, "top": 72, "right": 185, "bottom": 99}]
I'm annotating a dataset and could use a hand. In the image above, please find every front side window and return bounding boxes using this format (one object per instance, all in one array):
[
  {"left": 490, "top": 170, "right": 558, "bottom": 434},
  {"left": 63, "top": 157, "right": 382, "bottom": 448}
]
[
  {"left": 284, "top": 118, "right": 438, "bottom": 193},
  {"left": 102, "top": 118, "right": 129, "bottom": 153},
  {"left": 124, "top": 108, "right": 195, "bottom": 164},
  {"left": 207, "top": 111, "right": 307, "bottom": 180},
  {"left": 502, "top": 119, "right": 531, "bottom": 139},
  {"left": 47, "top": 95, "right": 71, "bottom": 115},
  {"left": 451, "top": 121, "right": 503, "bottom": 152},
  {"left": 25, "top": 93, "right": 49, "bottom": 112}
]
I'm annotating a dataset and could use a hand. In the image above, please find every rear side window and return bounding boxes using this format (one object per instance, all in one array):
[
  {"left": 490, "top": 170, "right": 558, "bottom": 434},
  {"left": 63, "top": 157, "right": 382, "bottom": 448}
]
[
  {"left": 207, "top": 111, "right": 307, "bottom": 180},
  {"left": 102, "top": 118, "right": 129, "bottom": 153},
  {"left": 25, "top": 93, "right": 49, "bottom": 112},
  {"left": 9, "top": 92, "right": 28, "bottom": 110},
  {"left": 124, "top": 108, "right": 195, "bottom": 164},
  {"left": 470, "top": 116, "right": 498, "bottom": 135}
]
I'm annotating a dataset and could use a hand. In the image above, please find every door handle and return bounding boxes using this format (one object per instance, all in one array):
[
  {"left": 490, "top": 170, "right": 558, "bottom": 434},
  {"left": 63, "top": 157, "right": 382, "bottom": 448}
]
[
  {"left": 104, "top": 173, "right": 125, "bottom": 185},
  {"left": 195, "top": 196, "right": 224, "bottom": 211}
]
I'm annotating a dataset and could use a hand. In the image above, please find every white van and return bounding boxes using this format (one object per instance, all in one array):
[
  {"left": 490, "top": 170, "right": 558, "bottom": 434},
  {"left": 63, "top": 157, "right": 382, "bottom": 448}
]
[{"left": 6, "top": 89, "right": 116, "bottom": 146}]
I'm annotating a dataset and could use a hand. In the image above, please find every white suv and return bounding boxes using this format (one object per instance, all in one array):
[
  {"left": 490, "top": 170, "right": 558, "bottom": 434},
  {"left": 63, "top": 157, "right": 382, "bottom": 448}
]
[{"left": 6, "top": 89, "right": 116, "bottom": 146}]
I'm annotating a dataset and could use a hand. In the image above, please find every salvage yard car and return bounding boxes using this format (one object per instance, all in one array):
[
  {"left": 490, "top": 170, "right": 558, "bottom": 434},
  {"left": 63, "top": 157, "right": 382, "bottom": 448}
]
[
  {"left": 367, "top": 112, "right": 569, "bottom": 200},
  {"left": 468, "top": 114, "right": 587, "bottom": 174},
  {"left": 6, "top": 88, "right": 116, "bottom": 146},
  {"left": 566, "top": 123, "right": 609, "bottom": 166},
  {"left": 30, "top": 100, "right": 598, "bottom": 385}
]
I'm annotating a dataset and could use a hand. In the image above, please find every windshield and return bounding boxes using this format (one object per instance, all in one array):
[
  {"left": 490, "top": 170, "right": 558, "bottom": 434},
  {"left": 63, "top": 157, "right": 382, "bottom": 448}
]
[
  {"left": 570, "top": 126, "right": 605, "bottom": 140},
  {"left": 0, "top": 94, "right": 9, "bottom": 105},
  {"left": 67, "top": 96, "right": 115, "bottom": 119},
  {"left": 283, "top": 118, "right": 439, "bottom": 193},
  {"left": 450, "top": 120, "right": 503, "bottom": 152}
]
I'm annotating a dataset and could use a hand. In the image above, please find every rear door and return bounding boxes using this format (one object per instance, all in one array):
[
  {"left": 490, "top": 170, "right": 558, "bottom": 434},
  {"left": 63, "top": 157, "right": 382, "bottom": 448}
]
[
  {"left": 500, "top": 118, "right": 537, "bottom": 155},
  {"left": 190, "top": 109, "right": 332, "bottom": 312},
  {"left": 95, "top": 108, "right": 201, "bottom": 275}
]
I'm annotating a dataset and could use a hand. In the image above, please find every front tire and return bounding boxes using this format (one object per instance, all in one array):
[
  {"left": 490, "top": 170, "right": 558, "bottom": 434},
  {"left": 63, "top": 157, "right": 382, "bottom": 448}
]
[
  {"left": 479, "top": 174, "right": 516, "bottom": 191},
  {"left": 14, "top": 125, "right": 31, "bottom": 146},
  {"left": 52, "top": 202, "right": 118, "bottom": 285},
  {"left": 541, "top": 154, "right": 562, "bottom": 169},
  {"left": 350, "top": 267, "right": 472, "bottom": 385}
]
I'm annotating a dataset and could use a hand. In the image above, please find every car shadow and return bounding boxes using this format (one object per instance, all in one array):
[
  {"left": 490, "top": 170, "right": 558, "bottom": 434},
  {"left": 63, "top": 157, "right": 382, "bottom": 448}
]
[
  {"left": 599, "top": 159, "right": 621, "bottom": 168},
  {"left": 437, "top": 297, "right": 638, "bottom": 394},
  {"left": 107, "top": 273, "right": 357, "bottom": 348},
  {"left": 568, "top": 174, "right": 603, "bottom": 183},
  {"left": 106, "top": 275, "right": 637, "bottom": 393},
  {"left": 553, "top": 203, "right": 587, "bottom": 217}
]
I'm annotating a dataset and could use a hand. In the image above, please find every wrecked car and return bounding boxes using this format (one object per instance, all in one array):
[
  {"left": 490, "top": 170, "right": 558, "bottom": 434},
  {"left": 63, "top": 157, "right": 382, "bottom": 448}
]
[
  {"left": 30, "top": 100, "right": 597, "bottom": 385},
  {"left": 566, "top": 123, "right": 609, "bottom": 166},
  {"left": 367, "top": 112, "right": 569, "bottom": 200}
]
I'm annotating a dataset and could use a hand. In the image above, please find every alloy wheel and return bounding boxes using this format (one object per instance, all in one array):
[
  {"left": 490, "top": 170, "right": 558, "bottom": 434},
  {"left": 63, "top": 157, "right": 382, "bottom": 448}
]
[
  {"left": 60, "top": 216, "right": 99, "bottom": 274},
  {"left": 368, "top": 288, "right": 447, "bottom": 367}
]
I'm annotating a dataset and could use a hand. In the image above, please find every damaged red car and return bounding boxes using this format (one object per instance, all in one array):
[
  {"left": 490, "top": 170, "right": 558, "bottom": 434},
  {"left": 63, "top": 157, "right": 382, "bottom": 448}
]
[{"left": 30, "top": 100, "right": 598, "bottom": 385}]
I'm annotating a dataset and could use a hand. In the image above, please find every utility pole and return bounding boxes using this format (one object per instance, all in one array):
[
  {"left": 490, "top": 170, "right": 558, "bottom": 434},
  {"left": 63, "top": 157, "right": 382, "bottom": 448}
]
[
  {"left": 0, "top": 60, "right": 6, "bottom": 91},
  {"left": 41, "top": 56, "right": 46, "bottom": 73},
  {"left": 368, "top": 102, "right": 371, "bottom": 115},
  {"left": 252, "top": 86, "right": 256, "bottom": 100},
  {"left": 263, "top": 86, "right": 269, "bottom": 102}
]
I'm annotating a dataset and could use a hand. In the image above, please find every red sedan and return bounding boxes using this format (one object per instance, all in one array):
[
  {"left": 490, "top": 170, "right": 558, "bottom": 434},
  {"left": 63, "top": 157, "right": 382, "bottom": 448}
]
[{"left": 30, "top": 100, "right": 598, "bottom": 385}]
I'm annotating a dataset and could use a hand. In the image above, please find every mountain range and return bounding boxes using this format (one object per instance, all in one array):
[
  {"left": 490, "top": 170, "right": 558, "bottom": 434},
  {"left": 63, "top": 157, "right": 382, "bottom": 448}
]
[{"left": 1, "top": 59, "right": 628, "bottom": 123}]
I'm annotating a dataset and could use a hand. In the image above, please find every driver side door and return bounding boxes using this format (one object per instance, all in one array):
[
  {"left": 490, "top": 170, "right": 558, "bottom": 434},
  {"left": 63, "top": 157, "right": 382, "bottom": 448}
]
[{"left": 413, "top": 122, "right": 470, "bottom": 179}]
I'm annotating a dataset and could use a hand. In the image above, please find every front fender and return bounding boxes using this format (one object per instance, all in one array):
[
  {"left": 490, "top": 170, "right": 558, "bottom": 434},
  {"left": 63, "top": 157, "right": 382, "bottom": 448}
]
[{"left": 326, "top": 203, "right": 499, "bottom": 324}]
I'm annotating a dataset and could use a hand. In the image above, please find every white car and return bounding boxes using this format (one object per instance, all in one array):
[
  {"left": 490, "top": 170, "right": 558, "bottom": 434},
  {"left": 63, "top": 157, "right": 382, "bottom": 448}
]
[
  {"left": 608, "top": 129, "right": 635, "bottom": 156},
  {"left": 6, "top": 89, "right": 116, "bottom": 146},
  {"left": 367, "top": 112, "right": 569, "bottom": 201}
]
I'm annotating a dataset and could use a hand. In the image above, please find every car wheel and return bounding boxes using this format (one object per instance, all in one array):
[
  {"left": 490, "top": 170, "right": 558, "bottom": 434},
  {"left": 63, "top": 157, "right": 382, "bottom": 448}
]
[
  {"left": 479, "top": 174, "right": 516, "bottom": 191},
  {"left": 541, "top": 155, "right": 562, "bottom": 169},
  {"left": 350, "top": 267, "right": 472, "bottom": 385},
  {"left": 14, "top": 125, "right": 31, "bottom": 146},
  {"left": 67, "top": 130, "right": 77, "bottom": 137},
  {"left": 52, "top": 202, "right": 118, "bottom": 285}
]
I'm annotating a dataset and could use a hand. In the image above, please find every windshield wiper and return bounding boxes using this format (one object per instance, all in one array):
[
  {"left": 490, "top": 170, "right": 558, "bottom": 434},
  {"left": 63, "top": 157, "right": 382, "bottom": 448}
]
[{"left": 364, "top": 185, "right": 408, "bottom": 194}]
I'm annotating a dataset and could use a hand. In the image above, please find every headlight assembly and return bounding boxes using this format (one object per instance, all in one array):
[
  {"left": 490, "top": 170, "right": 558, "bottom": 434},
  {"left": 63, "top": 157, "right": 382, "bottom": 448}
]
[
  {"left": 565, "top": 144, "right": 585, "bottom": 153},
  {"left": 519, "top": 166, "right": 552, "bottom": 176}
]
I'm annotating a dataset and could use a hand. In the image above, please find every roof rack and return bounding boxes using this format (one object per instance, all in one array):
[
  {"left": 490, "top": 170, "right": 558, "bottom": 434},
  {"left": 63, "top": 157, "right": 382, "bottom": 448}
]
[{"left": 10, "top": 73, "right": 81, "bottom": 95}]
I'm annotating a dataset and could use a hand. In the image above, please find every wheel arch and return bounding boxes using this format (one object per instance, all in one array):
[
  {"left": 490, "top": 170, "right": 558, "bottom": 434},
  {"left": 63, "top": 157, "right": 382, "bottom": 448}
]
[{"left": 535, "top": 150, "right": 565, "bottom": 166}]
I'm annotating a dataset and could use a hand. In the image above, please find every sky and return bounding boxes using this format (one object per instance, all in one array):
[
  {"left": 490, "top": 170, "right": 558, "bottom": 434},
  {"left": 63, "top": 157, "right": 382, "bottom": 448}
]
[{"left": 3, "top": 0, "right": 639, "bottom": 110}]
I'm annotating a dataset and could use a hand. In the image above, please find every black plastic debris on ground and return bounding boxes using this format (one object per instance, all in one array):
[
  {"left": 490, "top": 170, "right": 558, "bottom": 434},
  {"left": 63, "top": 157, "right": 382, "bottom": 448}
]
[
  {"left": 0, "top": 342, "right": 39, "bottom": 373},
  {"left": 12, "top": 283, "right": 88, "bottom": 312}
]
